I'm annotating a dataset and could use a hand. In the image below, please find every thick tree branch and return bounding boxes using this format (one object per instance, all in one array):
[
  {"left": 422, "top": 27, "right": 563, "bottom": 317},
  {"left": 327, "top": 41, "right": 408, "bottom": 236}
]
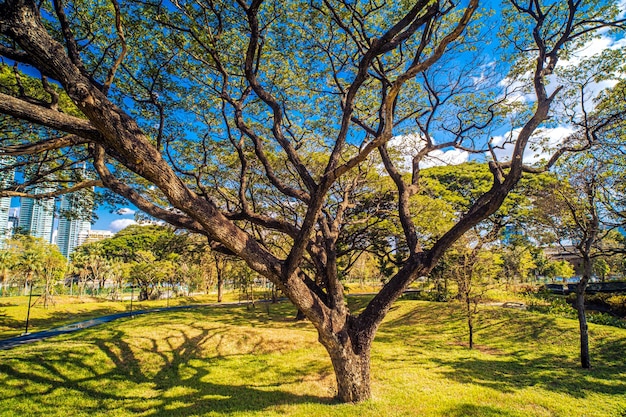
[
  {"left": 0, "top": 134, "right": 90, "bottom": 155},
  {"left": 0, "top": 92, "right": 100, "bottom": 139},
  {"left": 0, "top": 179, "right": 102, "bottom": 198},
  {"left": 102, "top": 0, "right": 127, "bottom": 95},
  {"left": 91, "top": 145, "right": 207, "bottom": 234}
]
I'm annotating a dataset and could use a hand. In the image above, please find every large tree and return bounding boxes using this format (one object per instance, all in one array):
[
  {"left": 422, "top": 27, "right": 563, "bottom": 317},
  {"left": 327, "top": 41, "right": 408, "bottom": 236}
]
[
  {"left": 0, "top": 0, "right": 624, "bottom": 402},
  {"left": 538, "top": 154, "right": 626, "bottom": 369},
  {"left": 533, "top": 78, "right": 626, "bottom": 368}
]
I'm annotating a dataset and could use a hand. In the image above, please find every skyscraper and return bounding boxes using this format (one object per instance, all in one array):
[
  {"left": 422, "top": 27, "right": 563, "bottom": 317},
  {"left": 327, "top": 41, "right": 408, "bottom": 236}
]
[
  {"left": 56, "top": 190, "right": 93, "bottom": 258},
  {"left": 7, "top": 208, "right": 19, "bottom": 237},
  {"left": 0, "top": 159, "right": 15, "bottom": 247},
  {"left": 0, "top": 196, "right": 10, "bottom": 244},
  {"left": 19, "top": 187, "right": 55, "bottom": 243}
]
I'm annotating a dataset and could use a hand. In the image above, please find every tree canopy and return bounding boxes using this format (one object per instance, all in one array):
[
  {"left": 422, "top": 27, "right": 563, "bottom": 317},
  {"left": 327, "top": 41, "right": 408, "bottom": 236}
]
[{"left": 0, "top": 0, "right": 624, "bottom": 403}]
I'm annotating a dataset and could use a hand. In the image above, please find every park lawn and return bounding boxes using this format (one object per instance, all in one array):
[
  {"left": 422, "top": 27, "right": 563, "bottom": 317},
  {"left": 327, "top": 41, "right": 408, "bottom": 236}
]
[
  {"left": 0, "top": 299, "right": 625, "bottom": 417},
  {"left": 0, "top": 293, "right": 253, "bottom": 339}
]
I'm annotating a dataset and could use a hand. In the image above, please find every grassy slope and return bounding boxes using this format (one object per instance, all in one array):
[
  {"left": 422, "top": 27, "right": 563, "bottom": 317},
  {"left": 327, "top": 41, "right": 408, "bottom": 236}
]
[
  {"left": 0, "top": 299, "right": 625, "bottom": 417},
  {"left": 0, "top": 294, "right": 242, "bottom": 339}
]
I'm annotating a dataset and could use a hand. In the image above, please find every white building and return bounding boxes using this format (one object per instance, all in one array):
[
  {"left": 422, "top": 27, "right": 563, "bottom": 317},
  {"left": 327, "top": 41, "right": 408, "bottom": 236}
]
[
  {"left": 56, "top": 190, "right": 93, "bottom": 258},
  {"left": 19, "top": 187, "right": 55, "bottom": 243},
  {"left": 83, "top": 229, "right": 113, "bottom": 245},
  {"left": 0, "top": 161, "right": 14, "bottom": 247}
]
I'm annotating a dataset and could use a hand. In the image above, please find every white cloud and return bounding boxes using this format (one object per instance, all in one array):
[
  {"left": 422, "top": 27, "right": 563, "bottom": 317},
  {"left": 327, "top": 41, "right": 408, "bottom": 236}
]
[
  {"left": 561, "top": 37, "right": 613, "bottom": 65},
  {"left": 499, "top": 30, "right": 625, "bottom": 115},
  {"left": 489, "top": 126, "right": 576, "bottom": 164},
  {"left": 109, "top": 219, "right": 137, "bottom": 233},
  {"left": 420, "top": 149, "right": 469, "bottom": 168},
  {"left": 115, "top": 207, "right": 136, "bottom": 215},
  {"left": 387, "top": 134, "right": 469, "bottom": 172}
]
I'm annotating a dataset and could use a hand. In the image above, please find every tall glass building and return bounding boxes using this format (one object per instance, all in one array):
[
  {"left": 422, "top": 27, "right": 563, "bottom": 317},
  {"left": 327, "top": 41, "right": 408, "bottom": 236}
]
[
  {"left": 19, "top": 187, "right": 55, "bottom": 243},
  {"left": 56, "top": 189, "right": 93, "bottom": 258},
  {"left": 0, "top": 159, "right": 15, "bottom": 247}
]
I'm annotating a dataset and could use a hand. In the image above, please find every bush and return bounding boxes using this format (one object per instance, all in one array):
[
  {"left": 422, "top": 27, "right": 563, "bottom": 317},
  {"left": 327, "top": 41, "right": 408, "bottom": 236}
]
[
  {"left": 587, "top": 312, "right": 626, "bottom": 329},
  {"left": 527, "top": 290, "right": 626, "bottom": 328},
  {"left": 581, "top": 293, "right": 626, "bottom": 318},
  {"left": 527, "top": 295, "right": 576, "bottom": 318},
  {"left": 516, "top": 283, "right": 542, "bottom": 295},
  {"left": 607, "top": 295, "right": 626, "bottom": 317}
]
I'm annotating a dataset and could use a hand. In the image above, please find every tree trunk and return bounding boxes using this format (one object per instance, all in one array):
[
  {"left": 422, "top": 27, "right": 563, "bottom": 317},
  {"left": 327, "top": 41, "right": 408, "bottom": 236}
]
[
  {"left": 217, "top": 274, "right": 223, "bottom": 303},
  {"left": 574, "top": 248, "right": 594, "bottom": 370},
  {"left": 467, "top": 296, "right": 474, "bottom": 350},
  {"left": 576, "top": 279, "right": 591, "bottom": 369},
  {"left": 324, "top": 340, "right": 372, "bottom": 402},
  {"left": 295, "top": 309, "right": 306, "bottom": 321}
]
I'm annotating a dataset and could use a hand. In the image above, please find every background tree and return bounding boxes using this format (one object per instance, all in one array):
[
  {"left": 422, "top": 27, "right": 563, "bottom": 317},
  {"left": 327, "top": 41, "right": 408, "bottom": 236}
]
[
  {"left": 448, "top": 230, "right": 503, "bottom": 349},
  {"left": 130, "top": 250, "right": 164, "bottom": 301},
  {"left": 536, "top": 154, "right": 626, "bottom": 369},
  {"left": 0, "top": 0, "right": 624, "bottom": 402},
  {"left": 211, "top": 251, "right": 232, "bottom": 303},
  {"left": 592, "top": 258, "right": 611, "bottom": 283},
  {"left": 69, "top": 251, "right": 91, "bottom": 297},
  {"left": 36, "top": 242, "right": 66, "bottom": 307},
  {"left": 501, "top": 239, "right": 538, "bottom": 285},
  {"left": 542, "top": 260, "right": 576, "bottom": 283},
  {"left": 0, "top": 249, "right": 16, "bottom": 296},
  {"left": 72, "top": 224, "right": 212, "bottom": 299}
]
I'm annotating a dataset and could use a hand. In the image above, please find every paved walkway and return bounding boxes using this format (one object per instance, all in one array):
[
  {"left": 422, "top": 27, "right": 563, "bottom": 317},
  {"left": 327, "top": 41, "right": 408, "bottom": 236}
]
[{"left": 0, "top": 303, "right": 219, "bottom": 350}]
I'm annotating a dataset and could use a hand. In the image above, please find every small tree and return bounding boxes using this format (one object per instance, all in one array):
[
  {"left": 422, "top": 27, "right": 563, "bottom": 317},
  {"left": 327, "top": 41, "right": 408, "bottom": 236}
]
[
  {"left": 130, "top": 250, "right": 163, "bottom": 301},
  {"left": 37, "top": 243, "right": 66, "bottom": 307},
  {"left": 448, "top": 229, "right": 503, "bottom": 349},
  {"left": 0, "top": 250, "right": 16, "bottom": 296},
  {"left": 69, "top": 251, "right": 91, "bottom": 297},
  {"left": 592, "top": 258, "right": 611, "bottom": 282},
  {"left": 543, "top": 260, "right": 575, "bottom": 283},
  {"left": 17, "top": 250, "right": 42, "bottom": 297},
  {"left": 538, "top": 155, "right": 626, "bottom": 369}
]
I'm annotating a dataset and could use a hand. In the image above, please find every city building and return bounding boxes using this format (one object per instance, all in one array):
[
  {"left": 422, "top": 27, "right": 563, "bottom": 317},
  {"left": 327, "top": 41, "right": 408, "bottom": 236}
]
[
  {"left": 7, "top": 207, "right": 19, "bottom": 236},
  {"left": 56, "top": 189, "right": 94, "bottom": 258},
  {"left": 0, "top": 160, "right": 15, "bottom": 247},
  {"left": 0, "top": 195, "right": 10, "bottom": 245},
  {"left": 83, "top": 229, "right": 113, "bottom": 245},
  {"left": 19, "top": 186, "right": 55, "bottom": 243}
]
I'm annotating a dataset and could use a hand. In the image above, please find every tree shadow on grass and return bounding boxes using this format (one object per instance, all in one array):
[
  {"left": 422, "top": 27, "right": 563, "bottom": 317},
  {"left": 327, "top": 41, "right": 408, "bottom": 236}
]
[
  {"left": 443, "top": 403, "right": 519, "bottom": 417},
  {"left": 427, "top": 352, "right": 626, "bottom": 397},
  {"left": 0, "top": 306, "right": 128, "bottom": 338},
  {"left": 375, "top": 302, "right": 626, "bottom": 400},
  {"left": 0, "top": 317, "right": 333, "bottom": 416},
  {"left": 0, "top": 314, "right": 23, "bottom": 335}
]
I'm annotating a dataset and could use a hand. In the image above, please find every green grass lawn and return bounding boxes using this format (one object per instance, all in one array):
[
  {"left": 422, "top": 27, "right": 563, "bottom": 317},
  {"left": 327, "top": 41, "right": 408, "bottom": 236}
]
[
  {"left": 0, "top": 293, "right": 248, "bottom": 339},
  {"left": 1, "top": 298, "right": 625, "bottom": 417}
]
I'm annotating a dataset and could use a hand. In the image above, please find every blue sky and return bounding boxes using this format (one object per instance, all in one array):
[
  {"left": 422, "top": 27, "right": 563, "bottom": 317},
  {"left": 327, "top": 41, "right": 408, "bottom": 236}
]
[
  {"left": 92, "top": 207, "right": 138, "bottom": 232},
  {"left": 5, "top": 1, "right": 625, "bottom": 235},
  {"left": 10, "top": 197, "right": 137, "bottom": 233}
]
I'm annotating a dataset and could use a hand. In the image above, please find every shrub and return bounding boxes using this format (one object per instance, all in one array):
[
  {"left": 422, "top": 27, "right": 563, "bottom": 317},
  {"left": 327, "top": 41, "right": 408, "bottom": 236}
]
[
  {"left": 587, "top": 312, "right": 626, "bottom": 329},
  {"left": 527, "top": 295, "right": 576, "bottom": 318}
]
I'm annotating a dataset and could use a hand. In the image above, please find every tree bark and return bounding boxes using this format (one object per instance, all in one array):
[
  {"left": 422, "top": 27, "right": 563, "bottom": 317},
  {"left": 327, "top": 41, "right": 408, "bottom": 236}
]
[
  {"left": 467, "top": 296, "right": 474, "bottom": 350},
  {"left": 575, "top": 286, "right": 590, "bottom": 369},
  {"left": 323, "top": 335, "right": 372, "bottom": 402},
  {"left": 576, "top": 263, "right": 591, "bottom": 369},
  {"left": 217, "top": 274, "right": 223, "bottom": 303}
]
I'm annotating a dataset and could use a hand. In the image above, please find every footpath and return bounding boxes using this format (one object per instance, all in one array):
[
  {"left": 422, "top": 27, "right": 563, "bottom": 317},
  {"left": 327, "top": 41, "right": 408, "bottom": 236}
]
[{"left": 0, "top": 303, "right": 218, "bottom": 350}]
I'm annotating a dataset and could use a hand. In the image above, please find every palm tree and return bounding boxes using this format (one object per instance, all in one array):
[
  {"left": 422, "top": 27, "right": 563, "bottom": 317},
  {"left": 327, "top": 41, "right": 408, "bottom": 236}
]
[{"left": 18, "top": 250, "right": 43, "bottom": 295}]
